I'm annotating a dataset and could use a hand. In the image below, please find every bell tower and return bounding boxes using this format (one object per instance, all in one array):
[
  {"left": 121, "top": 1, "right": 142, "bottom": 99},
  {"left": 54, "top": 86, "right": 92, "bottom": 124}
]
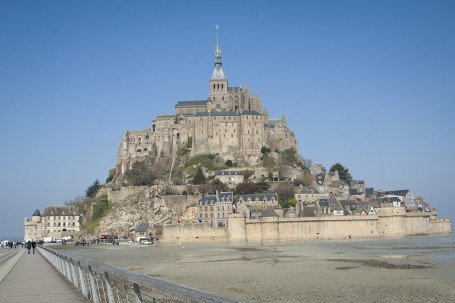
[{"left": 209, "top": 25, "right": 229, "bottom": 111}]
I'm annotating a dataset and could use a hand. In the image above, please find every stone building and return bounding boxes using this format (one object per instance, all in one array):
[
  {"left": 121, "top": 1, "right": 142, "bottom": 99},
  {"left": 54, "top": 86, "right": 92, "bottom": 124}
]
[
  {"left": 197, "top": 192, "right": 234, "bottom": 227},
  {"left": 214, "top": 170, "right": 244, "bottom": 189},
  {"left": 24, "top": 205, "right": 82, "bottom": 241},
  {"left": 114, "top": 29, "right": 297, "bottom": 183}
]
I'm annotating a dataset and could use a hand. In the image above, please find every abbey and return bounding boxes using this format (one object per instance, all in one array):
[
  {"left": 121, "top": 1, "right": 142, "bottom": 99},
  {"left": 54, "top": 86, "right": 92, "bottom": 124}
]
[{"left": 115, "top": 29, "right": 297, "bottom": 178}]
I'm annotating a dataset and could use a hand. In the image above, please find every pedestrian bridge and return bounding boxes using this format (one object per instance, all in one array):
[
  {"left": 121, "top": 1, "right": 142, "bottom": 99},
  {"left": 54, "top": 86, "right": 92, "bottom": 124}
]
[{"left": 0, "top": 246, "right": 239, "bottom": 303}]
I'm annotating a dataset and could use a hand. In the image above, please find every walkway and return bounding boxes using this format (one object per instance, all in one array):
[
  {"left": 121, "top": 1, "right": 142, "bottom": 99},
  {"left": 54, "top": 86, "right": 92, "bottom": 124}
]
[{"left": 0, "top": 248, "right": 89, "bottom": 302}]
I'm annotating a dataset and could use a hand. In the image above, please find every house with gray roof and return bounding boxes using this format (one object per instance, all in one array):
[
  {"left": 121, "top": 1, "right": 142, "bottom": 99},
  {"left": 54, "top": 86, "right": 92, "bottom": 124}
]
[
  {"left": 197, "top": 192, "right": 234, "bottom": 227},
  {"left": 214, "top": 170, "right": 244, "bottom": 189},
  {"left": 134, "top": 223, "right": 150, "bottom": 241}
]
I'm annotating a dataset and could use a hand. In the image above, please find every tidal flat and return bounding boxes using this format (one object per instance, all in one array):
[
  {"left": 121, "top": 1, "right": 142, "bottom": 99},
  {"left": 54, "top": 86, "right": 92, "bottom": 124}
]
[{"left": 51, "top": 234, "right": 455, "bottom": 303}]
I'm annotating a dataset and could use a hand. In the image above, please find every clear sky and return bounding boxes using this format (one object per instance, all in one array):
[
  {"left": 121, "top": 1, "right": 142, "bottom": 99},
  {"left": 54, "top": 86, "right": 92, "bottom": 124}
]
[{"left": 1, "top": 0, "right": 454, "bottom": 238}]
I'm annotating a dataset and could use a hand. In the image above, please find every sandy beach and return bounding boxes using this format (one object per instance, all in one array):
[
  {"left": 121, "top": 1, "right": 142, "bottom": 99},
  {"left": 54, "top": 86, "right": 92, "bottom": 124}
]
[{"left": 51, "top": 235, "right": 455, "bottom": 303}]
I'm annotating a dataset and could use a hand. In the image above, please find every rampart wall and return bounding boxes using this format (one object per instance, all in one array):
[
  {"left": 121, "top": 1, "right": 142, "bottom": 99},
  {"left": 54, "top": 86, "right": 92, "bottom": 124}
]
[{"left": 161, "top": 208, "right": 451, "bottom": 243}]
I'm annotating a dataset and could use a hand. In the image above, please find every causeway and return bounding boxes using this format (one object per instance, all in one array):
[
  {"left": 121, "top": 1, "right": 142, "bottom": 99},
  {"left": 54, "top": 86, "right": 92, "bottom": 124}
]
[{"left": 0, "top": 248, "right": 89, "bottom": 302}]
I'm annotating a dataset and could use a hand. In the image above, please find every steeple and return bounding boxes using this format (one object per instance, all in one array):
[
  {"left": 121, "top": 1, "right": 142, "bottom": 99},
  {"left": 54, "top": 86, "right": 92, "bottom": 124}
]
[{"left": 211, "top": 25, "right": 226, "bottom": 80}]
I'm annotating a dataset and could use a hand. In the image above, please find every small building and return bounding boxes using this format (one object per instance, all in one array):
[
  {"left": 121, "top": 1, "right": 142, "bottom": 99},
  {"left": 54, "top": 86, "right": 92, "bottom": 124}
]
[
  {"left": 134, "top": 223, "right": 150, "bottom": 241},
  {"left": 214, "top": 170, "right": 244, "bottom": 189},
  {"left": 295, "top": 186, "right": 320, "bottom": 204}
]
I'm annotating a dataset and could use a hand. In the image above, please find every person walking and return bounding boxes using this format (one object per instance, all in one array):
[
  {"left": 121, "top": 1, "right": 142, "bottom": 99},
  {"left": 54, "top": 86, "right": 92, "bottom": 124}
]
[
  {"left": 31, "top": 240, "right": 37, "bottom": 254},
  {"left": 26, "top": 240, "right": 32, "bottom": 254}
]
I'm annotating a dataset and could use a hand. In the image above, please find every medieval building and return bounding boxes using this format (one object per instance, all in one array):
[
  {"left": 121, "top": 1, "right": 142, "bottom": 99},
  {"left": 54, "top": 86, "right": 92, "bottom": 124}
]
[
  {"left": 115, "top": 29, "right": 297, "bottom": 180},
  {"left": 24, "top": 206, "right": 82, "bottom": 241}
]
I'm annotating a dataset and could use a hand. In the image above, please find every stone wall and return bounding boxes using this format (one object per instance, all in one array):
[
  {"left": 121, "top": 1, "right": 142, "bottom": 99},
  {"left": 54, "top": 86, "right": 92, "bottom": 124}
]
[
  {"left": 162, "top": 222, "right": 228, "bottom": 243},
  {"left": 430, "top": 219, "right": 452, "bottom": 234},
  {"left": 161, "top": 208, "right": 451, "bottom": 243}
]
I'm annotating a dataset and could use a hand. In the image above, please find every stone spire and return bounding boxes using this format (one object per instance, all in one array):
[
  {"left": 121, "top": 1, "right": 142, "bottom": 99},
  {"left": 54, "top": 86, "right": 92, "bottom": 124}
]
[{"left": 211, "top": 25, "right": 226, "bottom": 80}]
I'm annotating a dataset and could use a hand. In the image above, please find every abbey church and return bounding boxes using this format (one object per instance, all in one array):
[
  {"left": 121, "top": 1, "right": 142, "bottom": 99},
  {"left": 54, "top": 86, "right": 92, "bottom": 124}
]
[{"left": 115, "top": 29, "right": 298, "bottom": 178}]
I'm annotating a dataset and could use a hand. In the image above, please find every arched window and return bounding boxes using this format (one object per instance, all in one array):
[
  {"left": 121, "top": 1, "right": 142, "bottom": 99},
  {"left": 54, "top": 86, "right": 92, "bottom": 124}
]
[{"left": 136, "top": 149, "right": 142, "bottom": 152}]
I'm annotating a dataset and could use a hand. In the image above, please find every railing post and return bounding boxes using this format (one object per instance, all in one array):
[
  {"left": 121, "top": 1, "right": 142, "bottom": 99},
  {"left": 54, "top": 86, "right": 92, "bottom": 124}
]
[
  {"left": 70, "top": 259, "right": 80, "bottom": 290},
  {"left": 59, "top": 254, "right": 68, "bottom": 278},
  {"left": 77, "top": 261, "right": 89, "bottom": 298},
  {"left": 88, "top": 265, "right": 101, "bottom": 303},
  {"left": 104, "top": 271, "right": 117, "bottom": 303},
  {"left": 65, "top": 256, "right": 73, "bottom": 284},
  {"left": 133, "top": 283, "right": 143, "bottom": 303}
]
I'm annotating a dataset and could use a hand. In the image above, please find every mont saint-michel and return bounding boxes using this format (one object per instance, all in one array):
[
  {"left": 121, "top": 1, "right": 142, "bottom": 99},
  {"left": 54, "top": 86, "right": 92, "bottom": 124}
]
[{"left": 24, "top": 30, "right": 451, "bottom": 243}]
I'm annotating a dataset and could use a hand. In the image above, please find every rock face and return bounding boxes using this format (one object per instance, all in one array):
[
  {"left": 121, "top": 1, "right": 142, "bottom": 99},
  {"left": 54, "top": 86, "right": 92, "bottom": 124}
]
[{"left": 93, "top": 186, "right": 200, "bottom": 237}]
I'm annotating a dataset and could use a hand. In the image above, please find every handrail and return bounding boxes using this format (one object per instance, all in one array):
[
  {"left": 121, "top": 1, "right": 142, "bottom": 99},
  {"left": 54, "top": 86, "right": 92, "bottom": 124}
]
[{"left": 38, "top": 245, "right": 241, "bottom": 303}]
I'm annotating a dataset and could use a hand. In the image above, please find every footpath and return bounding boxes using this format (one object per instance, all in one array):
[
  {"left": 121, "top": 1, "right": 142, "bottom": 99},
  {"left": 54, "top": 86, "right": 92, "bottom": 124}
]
[{"left": 0, "top": 248, "right": 89, "bottom": 302}]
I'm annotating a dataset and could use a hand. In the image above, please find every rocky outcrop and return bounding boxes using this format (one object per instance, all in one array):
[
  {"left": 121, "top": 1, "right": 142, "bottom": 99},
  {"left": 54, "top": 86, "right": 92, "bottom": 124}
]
[{"left": 92, "top": 186, "right": 200, "bottom": 237}]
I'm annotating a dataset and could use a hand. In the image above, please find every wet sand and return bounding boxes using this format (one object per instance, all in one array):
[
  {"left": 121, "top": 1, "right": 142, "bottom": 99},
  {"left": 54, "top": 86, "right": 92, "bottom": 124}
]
[{"left": 51, "top": 235, "right": 455, "bottom": 303}]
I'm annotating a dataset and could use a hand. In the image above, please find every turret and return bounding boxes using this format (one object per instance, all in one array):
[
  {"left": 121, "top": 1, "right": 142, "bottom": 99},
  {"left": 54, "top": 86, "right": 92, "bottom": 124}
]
[{"left": 31, "top": 209, "right": 41, "bottom": 223}]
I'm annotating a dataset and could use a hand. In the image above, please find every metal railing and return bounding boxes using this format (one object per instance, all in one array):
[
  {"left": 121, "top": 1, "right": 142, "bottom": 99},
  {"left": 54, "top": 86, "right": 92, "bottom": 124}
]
[{"left": 38, "top": 246, "right": 240, "bottom": 303}]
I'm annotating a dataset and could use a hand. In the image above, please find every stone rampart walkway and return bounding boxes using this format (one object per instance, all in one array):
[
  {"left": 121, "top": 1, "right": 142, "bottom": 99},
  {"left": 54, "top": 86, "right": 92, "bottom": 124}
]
[{"left": 0, "top": 248, "right": 89, "bottom": 302}]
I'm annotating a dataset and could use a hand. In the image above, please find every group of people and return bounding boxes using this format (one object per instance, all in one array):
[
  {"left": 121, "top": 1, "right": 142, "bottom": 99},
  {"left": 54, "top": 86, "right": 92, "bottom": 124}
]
[
  {"left": 0, "top": 240, "right": 37, "bottom": 254},
  {"left": 1, "top": 241, "right": 21, "bottom": 249},
  {"left": 25, "top": 240, "right": 37, "bottom": 254}
]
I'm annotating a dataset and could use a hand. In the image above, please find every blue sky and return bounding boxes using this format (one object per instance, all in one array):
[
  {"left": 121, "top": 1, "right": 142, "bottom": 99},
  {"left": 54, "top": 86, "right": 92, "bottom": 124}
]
[{"left": 1, "top": 0, "right": 454, "bottom": 238}]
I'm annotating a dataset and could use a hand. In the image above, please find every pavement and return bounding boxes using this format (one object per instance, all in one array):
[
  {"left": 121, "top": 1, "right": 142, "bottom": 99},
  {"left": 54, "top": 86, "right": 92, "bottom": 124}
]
[{"left": 0, "top": 247, "right": 90, "bottom": 302}]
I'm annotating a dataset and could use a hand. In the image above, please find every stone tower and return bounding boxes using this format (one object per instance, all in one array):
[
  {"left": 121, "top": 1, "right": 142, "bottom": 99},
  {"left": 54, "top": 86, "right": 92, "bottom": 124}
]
[{"left": 209, "top": 25, "right": 229, "bottom": 111}]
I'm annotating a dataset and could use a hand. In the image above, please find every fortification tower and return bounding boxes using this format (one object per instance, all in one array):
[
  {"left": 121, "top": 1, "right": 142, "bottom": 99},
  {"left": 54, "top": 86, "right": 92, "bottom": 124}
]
[
  {"left": 209, "top": 25, "right": 229, "bottom": 111},
  {"left": 31, "top": 209, "right": 41, "bottom": 223}
]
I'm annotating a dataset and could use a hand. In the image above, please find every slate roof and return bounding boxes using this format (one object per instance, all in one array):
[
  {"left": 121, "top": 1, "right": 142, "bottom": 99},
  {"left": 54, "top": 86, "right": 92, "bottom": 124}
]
[
  {"left": 318, "top": 199, "right": 329, "bottom": 207},
  {"left": 195, "top": 111, "right": 240, "bottom": 117},
  {"left": 365, "top": 188, "right": 374, "bottom": 196},
  {"left": 198, "top": 195, "right": 217, "bottom": 206},
  {"left": 297, "top": 186, "right": 319, "bottom": 194},
  {"left": 228, "top": 87, "right": 242, "bottom": 92},
  {"left": 238, "top": 193, "right": 278, "bottom": 201},
  {"left": 327, "top": 197, "right": 343, "bottom": 210},
  {"left": 260, "top": 208, "right": 279, "bottom": 217},
  {"left": 175, "top": 100, "right": 208, "bottom": 108},
  {"left": 339, "top": 200, "right": 358, "bottom": 207},
  {"left": 32, "top": 209, "right": 41, "bottom": 217},
  {"left": 43, "top": 205, "right": 79, "bottom": 216},
  {"left": 301, "top": 204, "right": 317, "bottom": 217},
  {"left": 385, "top": 190, "right": 410, "bottom": 196},
  {"left": 215, "top": 170, "right": 240, "bottom": 176},
  {"left": 136, "top": 223, "right": 149, "bottom": 233},
  {"left": 349, "top": 189, "right": 359, "bottom": 195},
  {"left": 241, "top": 110, "right": 263, "bottom": 116},
  {"left": 198, "top": 192, "right": 233, "bottom": 206},
  {"left": 316, "top": 173, "right": 325, "bottom": 185}
]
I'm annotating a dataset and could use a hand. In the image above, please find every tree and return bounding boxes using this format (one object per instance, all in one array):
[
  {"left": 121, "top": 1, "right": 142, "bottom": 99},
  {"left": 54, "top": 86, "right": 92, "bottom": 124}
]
[
  {"left": 275, "top": 183, "right": 295, "bottom": 206},
  {"left": 282, "top": 148, "right": 297, "bottom": 165},
  {"left": 86, "top": 180, "right": 101, "bottom": 198},
  {"left": 106, "top": 168, "right": 116, "bottom": 183},
  {"left": 330, "top": 163, "right": 352, "bottom": 184},
  {"left": 261, "top": 146, "right": 271, "bottom": 154},
  {"left": 193, "top": 167, "right": 206, "bottom": 185},
  {"left": 262, "top": 154, "right": 276, "bottom": 170},
  {"left": 125, "top": 161, "right": 156, "bottom": 186},
  {"left": 255, "top": 181, "right": 270, "bottom": 193},
  {"left": 236, "top": 182, "right": 256, "bottom": 194},
  {"left": 211, "top": 178, "right": 228, "bottom": 192},
  {"left": 240, "top": 170, "right": 255, "bottom": 180}
]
